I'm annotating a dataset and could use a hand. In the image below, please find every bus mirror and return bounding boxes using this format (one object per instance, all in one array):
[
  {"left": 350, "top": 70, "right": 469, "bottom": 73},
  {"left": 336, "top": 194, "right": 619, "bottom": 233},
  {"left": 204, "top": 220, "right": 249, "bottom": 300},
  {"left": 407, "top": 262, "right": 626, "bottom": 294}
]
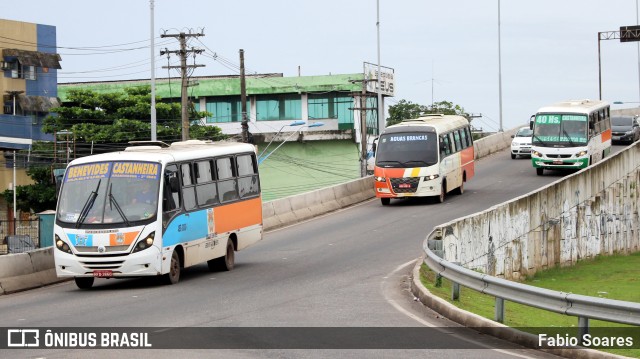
[
  {"left": 439, "top": 142, "right": 446, "bottom": 151},
  {"left": 589, "top": 122, "right": 595, "bottom": 130},
  {"left": 169, "top": 177, "right": 180, "bottom": 192}
]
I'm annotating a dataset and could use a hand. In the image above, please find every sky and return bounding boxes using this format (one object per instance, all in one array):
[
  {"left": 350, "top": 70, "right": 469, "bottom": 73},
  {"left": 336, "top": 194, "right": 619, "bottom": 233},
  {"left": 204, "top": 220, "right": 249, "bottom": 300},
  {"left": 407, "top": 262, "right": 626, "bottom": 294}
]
[{"left": 2, "top": 0, "right": 640, "bottom": 132}]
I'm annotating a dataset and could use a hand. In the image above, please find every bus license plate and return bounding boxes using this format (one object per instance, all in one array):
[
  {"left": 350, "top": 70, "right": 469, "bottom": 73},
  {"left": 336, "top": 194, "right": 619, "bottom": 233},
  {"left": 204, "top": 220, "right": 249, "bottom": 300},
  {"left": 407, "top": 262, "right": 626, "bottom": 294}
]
[
  {"left": 399, "top": 183, "right": 412, "bottom": 188},
  {"left": 93, "top": 270, "right": 113, "bottom": 278},
  {"left": 553, "top": 160, "right": 563, "bottom": 165}
]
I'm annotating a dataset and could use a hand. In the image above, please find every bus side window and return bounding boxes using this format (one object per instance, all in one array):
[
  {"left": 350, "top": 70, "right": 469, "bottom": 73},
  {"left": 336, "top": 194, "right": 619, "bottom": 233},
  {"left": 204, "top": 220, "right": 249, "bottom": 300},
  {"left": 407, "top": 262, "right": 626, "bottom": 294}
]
[
  {"left": 448, "top": 133, "right": 457, "bottom": 153},
  {"left": 237, "top": 154, "right": 259, "bottom": 198},
  {"left": 216, "top": 157, "right": 239, "bottom": 202},
  {"left": 453, "top": 130, "right": 463, "bottom": 151},
  {"left": 163, "top": 164, "right": 181, "bottom": 226},
  {"left": 459, "top": 128, "right": 468, "bottom": 148},
  {"left": 181, "top": 163, "right": 197, "bottom": 211},
  {"left": 440, "top": 135, "right": 451, "bottom": 158},
  {"left": 196, "top": 160, "right": 218, "bottom": 206}
]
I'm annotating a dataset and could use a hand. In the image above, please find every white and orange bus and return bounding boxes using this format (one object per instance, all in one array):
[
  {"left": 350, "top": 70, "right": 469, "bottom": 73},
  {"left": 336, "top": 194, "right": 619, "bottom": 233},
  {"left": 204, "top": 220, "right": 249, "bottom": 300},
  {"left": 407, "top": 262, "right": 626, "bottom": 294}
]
[
  {"left": 54, "top": 140, "right": 262, "bottom": 289},
  {"left": 373, "top": 114, "right": 475, "bottom": 205}
]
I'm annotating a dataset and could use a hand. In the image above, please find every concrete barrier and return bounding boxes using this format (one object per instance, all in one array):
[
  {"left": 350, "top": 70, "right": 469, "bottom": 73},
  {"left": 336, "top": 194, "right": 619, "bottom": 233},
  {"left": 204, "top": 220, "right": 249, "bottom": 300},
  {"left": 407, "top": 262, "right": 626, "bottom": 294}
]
[
  {"left": 0, "top": 247, "right": 66, "bottom": 295},
  {"left": 434, "top": 141, "right": 640, "bottom": 280},
  {"left": 0, "top": 127, "right": 519, "bottom": 294}
]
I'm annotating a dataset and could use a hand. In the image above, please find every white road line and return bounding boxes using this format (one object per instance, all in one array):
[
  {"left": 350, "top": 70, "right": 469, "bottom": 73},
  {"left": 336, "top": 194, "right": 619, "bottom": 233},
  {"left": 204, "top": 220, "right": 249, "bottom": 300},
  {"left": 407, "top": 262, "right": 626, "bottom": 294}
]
[{"left": 383, "top": 259, "right": 537, "bottom": 359}]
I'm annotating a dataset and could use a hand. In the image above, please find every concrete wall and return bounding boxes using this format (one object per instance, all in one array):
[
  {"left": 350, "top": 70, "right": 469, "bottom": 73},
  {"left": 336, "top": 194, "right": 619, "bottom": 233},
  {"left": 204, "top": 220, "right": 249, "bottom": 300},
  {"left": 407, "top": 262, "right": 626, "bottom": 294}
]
[
  {"left": 0, "top": 127, "right": 518, "bottom": 294},
  {"left": 438, "top": 142, "right": 640, "bottom": 280}
]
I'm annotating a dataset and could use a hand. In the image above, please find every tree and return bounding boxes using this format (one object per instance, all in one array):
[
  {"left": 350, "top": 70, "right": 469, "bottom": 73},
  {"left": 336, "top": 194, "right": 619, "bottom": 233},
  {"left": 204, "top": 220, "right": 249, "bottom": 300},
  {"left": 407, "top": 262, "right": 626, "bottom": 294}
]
[
  {"left": 2, "top": 166, "right": 57, "bottom": 213},
  {"left": 386, "top": 100, "right": 428, "bottom": 127},
  {"left": 43, "top": 86, "right": 225, "bottom": 156},
  {"left": 387, "top": 99, "right": 468, "bottom": 126}
]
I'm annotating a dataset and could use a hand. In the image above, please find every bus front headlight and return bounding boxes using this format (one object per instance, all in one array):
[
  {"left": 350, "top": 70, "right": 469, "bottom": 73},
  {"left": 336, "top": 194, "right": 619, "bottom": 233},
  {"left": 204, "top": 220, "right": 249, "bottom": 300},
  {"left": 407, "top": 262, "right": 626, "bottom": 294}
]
[
  {"left": 132, "top": 232, "right": 155, "bottom": 253},
  {"left": 55, "top": 235, "right": 72, "bottom": 254},
  {"left": 424, "top": 174, "right": 439, "bottom": 181},
  {"left": 576, "top": 150, "right": 587, "bottom": 157},
  {"left": 375, "top": 176, "right": 386, "bottom": 182},
  {"left": 532, "top": 151, "right": 542, "bottom": 157}
]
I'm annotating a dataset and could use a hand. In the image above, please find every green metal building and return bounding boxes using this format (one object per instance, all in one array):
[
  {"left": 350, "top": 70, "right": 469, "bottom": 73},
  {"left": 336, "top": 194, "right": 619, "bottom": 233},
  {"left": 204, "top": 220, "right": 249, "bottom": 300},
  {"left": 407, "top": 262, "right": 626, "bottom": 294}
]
[{"left": 58, "top": 72, "right": 385, "bottom": 140}]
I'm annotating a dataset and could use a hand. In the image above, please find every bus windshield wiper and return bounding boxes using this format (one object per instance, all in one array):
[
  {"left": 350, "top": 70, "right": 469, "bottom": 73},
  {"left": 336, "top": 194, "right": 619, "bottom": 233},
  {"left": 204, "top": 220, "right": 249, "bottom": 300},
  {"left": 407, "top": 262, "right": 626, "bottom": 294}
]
[
  {"left": 532, "top": 135, "right": 548, "bottom": 147},
  {"left": 76, "top": 179, "right": 101, "bottom": 229},
  {"left": 562, "top": 129, "right": 575, "bottom": 147},
  {"left": 403, "top": 160, "right": 433, "bottom": 167},
  {"left": 376, "top": 160, "right": 403, "bottom": 166},
  {"left": 108, "top": 183, "right": 131, "bottom": 227}
]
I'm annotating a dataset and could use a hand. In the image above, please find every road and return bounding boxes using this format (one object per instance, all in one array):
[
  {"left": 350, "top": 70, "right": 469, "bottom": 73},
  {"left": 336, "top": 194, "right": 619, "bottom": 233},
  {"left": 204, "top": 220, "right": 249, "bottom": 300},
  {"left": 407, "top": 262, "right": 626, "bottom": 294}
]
[{"left": 0, "top": 146, "right": 627, "bottom": 358}]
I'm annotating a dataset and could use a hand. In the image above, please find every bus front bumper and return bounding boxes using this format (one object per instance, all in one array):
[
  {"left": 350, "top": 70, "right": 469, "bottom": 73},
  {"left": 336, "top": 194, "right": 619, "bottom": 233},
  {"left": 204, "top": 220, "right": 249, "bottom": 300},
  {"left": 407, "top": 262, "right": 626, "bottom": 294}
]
[
  {"left": 374, "top": 176, "right": 441, "bottom": 198},
  {"left": 532, "top": 157, "right": 589, "bottom": 170},
  {"left": 54, "top": 246, "right": 163, "bottom": 278}
]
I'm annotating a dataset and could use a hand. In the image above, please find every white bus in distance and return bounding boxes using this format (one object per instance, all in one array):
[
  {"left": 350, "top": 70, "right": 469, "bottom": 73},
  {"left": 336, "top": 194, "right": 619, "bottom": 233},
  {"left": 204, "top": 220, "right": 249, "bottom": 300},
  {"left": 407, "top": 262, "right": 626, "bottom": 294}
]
[{"left": 531, "top": 99, "right": 611, "bottom": 176}]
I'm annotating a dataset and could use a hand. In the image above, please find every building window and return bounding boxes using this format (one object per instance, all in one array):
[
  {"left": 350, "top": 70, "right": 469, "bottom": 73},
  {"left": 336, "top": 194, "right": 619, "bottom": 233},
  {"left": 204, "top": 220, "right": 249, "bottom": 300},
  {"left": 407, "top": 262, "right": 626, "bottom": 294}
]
[
  {"left": 256, "top": 94, "right": 301, "bottom": 121},
  {"left": 7, "top": 62, "right": 36, "bottom": 80},
  {"left": 205, "top": 96, "right": 243, "bottom": 123},
  {"left": 308, "top": 93, "right": 353, "bottom": 129}
]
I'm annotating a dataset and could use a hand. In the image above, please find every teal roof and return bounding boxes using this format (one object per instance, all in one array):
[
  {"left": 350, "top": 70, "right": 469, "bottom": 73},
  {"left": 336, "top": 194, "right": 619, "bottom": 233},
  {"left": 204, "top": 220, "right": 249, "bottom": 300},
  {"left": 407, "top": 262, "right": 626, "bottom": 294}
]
[{"left": 58, "top": 73, "right": 365, "bottom": 101}]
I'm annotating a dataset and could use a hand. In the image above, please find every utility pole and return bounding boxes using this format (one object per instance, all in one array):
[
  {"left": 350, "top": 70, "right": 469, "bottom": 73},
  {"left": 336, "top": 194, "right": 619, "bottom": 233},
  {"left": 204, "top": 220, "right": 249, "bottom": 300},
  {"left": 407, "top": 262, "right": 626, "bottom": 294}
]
[
  {"left": 161, "top": 31, "right": 205, "bottom": 141},
  {"left": 240, "top": 49, "right": 249, "bottom": 143},
  {"left": 349, "top": 79, "right": 376, "bottom": 177}
]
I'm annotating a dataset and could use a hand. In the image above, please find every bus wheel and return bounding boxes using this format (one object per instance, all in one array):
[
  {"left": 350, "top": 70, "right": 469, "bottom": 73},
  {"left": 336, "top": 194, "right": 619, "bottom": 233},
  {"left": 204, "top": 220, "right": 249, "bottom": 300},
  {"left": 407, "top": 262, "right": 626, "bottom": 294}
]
[
  {"left": 74, "top": 277, "right": 94, "bottom": 290},
  {"left": 437, "top": 183, "right": 446, "bottom": 203},
  {"left": 208, "top": 239, "right": 235, "bottom": 272},
  {"left": 536, "top": 168, "right": 544, "bottom": 176},
  {"left": 380, "top": 198, "right": 390, "bottom": 206},
  {"left": 164, "top": 250, "right": 181, "bottom": 285},
  {"left": 455, "top": 179, "right": 464, "bottom": 195}
]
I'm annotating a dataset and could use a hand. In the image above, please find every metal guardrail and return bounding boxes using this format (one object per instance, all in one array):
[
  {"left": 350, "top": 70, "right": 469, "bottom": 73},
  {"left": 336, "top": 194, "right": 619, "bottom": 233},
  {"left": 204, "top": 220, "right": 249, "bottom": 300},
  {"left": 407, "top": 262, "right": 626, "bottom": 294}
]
[{"left": 423, "top": 228, "right": 640, "bottom": 329}]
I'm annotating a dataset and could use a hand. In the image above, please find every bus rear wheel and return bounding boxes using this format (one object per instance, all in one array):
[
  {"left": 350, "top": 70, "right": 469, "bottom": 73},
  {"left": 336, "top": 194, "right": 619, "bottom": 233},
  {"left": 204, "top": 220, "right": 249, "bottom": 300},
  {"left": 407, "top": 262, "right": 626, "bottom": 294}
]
[
  {"left": 208, "top": 239, "right": 235, "bottom": 272},
  {"left": 163, "top": 250, "right": 181, "bottom": 285},
  {"left": 380, "top": 198, "right": 390, "bottom": 206},
  {"left": 74, "top": 277, "right": 94, "bottom": 290},
  {"left": 536, "top": 168, "right": 544, "bottom": 176}
]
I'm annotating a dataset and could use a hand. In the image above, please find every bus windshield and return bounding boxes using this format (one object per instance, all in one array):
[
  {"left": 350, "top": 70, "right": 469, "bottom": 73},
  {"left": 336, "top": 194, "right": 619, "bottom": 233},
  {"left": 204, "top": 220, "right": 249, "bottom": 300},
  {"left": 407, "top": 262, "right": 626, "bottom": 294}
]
[
  {"left": 57, "top": 161, "right": 161, "bottom": 227},
  {"left": 375, "top": 132, "right": 438, "bottom": 168},
  {"left": 532, "top": 114, "right": 588, "bottom": 147}
]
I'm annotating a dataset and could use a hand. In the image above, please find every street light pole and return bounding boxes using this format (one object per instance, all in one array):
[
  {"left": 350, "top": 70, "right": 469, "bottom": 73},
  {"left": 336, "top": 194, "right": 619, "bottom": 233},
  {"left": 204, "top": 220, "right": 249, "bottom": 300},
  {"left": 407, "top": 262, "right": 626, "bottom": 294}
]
[
  {"left": 497, "top": 0, "right": 504, "bottom": 132},
  {"left": 150, "top": 0, "right": 157, "bottom": 141},
  {"left": 258, "top": 123, "right": 324, "bottom": 164},
  {"left": 636, "top": 0, "right": 640, "bottom": 104},
  {"left": 257, "top": 121, "right": 305, "bottom": 161}
]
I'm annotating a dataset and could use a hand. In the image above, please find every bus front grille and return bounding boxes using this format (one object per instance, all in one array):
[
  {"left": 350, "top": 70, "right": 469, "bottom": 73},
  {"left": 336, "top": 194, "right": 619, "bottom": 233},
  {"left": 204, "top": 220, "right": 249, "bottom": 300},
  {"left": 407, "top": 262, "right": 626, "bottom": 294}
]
[
  {"left": 390, "top": 177, "right": 420, "bottom": 193},
  {"left": 79, "top": 260, "right": 125, "bottom": 270}
]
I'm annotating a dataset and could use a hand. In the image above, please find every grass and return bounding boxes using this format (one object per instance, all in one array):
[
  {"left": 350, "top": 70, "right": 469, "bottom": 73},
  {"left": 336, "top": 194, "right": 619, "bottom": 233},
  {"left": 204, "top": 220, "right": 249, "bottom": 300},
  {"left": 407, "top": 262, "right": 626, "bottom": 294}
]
[{"left": 419, "top": 252, "right": 640, "bottom": 357}]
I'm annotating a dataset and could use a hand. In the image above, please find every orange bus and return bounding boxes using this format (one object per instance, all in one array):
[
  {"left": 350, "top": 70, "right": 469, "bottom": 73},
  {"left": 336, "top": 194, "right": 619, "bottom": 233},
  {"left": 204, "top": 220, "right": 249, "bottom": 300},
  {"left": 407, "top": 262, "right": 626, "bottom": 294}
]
[
  {"left": 374, "top": 114, "right": 475, "bottom": 205},
  {"left": 54, "top": 140, "right": 262, "bottom": 289}
]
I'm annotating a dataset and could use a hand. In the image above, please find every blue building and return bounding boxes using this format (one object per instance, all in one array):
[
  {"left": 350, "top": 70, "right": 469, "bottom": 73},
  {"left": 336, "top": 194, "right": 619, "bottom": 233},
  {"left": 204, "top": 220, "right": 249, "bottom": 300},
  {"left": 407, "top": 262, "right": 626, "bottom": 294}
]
[{"left": 1, "top": 18, "right": 60, "bottom": 150}]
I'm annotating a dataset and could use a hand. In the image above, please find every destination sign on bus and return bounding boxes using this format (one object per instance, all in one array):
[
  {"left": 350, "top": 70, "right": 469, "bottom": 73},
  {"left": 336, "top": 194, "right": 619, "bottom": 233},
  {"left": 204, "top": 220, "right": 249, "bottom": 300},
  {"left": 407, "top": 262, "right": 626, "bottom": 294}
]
[
  {"left": 389, "top": 135, "right": 429, "bottom": 142},
  {"left": 111, "top": 162, "right": 160, "bottom": 179},
  {"left": 64, "top": 161, "right": 160, "bottom": 182}
]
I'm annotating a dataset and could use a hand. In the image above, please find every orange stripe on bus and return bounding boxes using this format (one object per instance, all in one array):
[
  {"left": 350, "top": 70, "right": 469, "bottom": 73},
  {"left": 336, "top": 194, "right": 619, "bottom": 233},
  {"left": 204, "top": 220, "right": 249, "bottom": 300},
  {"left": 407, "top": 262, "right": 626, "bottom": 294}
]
[
  {"left": 601, "top": 129, "right": 612, "bottom": 142},
  {"left": 214, "top": 197, "right": 263, "bottom": 234},
  {"left": 109, "top": 231, "right": 139, "bottom": 246}
]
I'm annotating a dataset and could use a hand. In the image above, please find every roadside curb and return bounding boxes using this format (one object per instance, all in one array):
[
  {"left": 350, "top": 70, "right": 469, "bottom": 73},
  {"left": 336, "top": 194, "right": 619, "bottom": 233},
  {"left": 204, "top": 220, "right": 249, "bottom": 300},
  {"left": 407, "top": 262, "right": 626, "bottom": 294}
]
[{"left": 409, "top": 257, "right": 628, "bottom": 359}]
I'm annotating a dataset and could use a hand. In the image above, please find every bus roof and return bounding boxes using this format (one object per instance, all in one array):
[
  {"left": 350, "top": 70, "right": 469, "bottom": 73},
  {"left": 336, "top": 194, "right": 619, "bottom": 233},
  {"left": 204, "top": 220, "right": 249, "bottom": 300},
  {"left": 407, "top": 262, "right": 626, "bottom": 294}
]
[
  {"left": 383, "top": 114, "right": 469, "bottom": 134},
  {"left": 536, "top": 99, "right": 609, "bottom": 115},
  {"left": 66, "top": 140, "right": 257, "bottom": 167}
]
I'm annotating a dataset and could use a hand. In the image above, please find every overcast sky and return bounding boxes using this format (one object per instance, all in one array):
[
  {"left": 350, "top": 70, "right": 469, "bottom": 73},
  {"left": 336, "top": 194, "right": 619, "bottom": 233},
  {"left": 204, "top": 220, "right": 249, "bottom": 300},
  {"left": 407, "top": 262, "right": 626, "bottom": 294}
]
[{"left": 3, "top": 0, "right": 639, "bottom": 131}]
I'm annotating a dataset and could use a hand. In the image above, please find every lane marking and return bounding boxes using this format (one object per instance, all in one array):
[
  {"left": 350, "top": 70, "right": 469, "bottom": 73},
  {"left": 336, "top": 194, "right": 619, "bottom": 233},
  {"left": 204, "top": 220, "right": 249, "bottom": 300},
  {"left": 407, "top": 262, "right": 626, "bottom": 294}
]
[{"left": 383, "top": 259, "right": 536, "bottom": 359}]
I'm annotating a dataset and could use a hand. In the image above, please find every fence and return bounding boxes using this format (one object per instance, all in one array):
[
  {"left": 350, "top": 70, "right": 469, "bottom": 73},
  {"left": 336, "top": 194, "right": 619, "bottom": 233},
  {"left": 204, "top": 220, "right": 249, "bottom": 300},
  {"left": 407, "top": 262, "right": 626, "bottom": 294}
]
[{"left": 0, "top": 219, "right": 40, "bottom": 255}]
